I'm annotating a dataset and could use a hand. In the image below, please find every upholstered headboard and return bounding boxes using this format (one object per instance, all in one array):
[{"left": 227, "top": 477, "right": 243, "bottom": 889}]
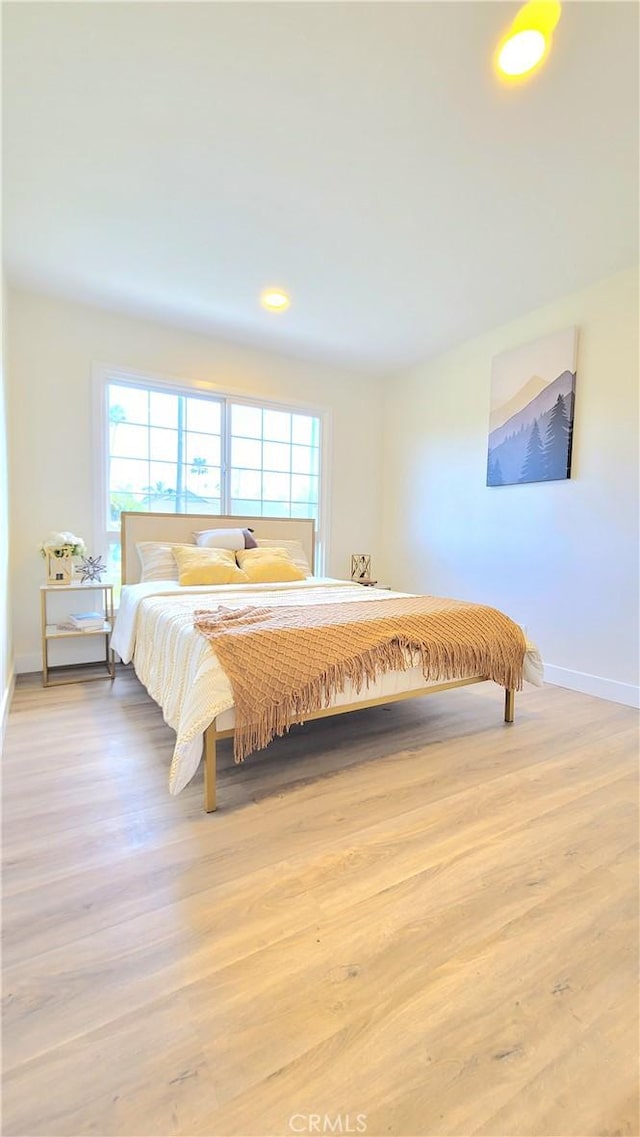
[{"left": 120, "top": 512, "right": 316, "bottom": 584}]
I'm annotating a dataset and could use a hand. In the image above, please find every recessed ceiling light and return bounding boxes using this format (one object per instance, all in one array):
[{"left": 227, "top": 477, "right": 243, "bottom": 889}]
[
  {"left": 495, "top": 1, "right": 561, "bottom": 81},
  {"left": 260, "top": 288, "right": 291, "bottom": 313},
  {"left": 498, "top": 29, "right": 547, "bottom": 76}
]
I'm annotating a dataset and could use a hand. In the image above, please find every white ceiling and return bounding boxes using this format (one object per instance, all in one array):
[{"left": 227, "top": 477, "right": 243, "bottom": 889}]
[{"left": 3, "top": 1, "right": 638, "bottom": 373}]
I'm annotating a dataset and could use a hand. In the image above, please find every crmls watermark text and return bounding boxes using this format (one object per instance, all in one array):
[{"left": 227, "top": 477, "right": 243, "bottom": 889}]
[{"left": 289, "top": 1114, "right": 367, "bottom": 1133}]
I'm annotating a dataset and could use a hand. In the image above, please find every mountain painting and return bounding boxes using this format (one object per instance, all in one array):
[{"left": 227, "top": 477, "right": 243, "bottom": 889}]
[{"left": 487, "top": 327, "right": 577, "bottom": 487}]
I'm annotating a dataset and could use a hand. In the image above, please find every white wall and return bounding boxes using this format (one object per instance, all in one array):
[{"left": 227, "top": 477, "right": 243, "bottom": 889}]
[
  {"left": 0, "top": 285, "right": 13, "bottom": 744},
  {"left": 7, "top": 287, "right": 382, "bottom": 673},
  {"left": 381, "top": 268, "right": 639, "bottom": 707},
  {"left": 8, "top": 271, "right": 639, "bottom": 704}
]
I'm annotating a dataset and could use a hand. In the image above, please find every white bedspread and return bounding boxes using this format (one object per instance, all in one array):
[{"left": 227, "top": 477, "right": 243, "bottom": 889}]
[{"left": 111, "top": 578, "right": 544, "bottom": 794}]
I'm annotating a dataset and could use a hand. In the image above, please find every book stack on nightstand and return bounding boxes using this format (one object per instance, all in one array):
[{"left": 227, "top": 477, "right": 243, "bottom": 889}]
[
  {"left": 40, "top": 582, "right": 115, "bottom": 687},
  {"left": 67, "top": 611, "right": 106, "bottom": 631}
]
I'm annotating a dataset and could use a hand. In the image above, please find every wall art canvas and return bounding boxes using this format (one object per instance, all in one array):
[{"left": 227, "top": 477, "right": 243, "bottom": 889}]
[{"left": 487, "top": 327, "right": 577, "bottom": 486}]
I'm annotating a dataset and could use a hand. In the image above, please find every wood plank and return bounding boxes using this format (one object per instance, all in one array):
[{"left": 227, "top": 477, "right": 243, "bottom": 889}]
[{"left": 2, "top": 670, "right": 638, "bottom": 1137}]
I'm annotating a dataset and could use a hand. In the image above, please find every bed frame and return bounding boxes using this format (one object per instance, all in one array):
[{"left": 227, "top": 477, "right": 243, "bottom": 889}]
[{"left": 120, "top": 512, "right": 515, "bottom": 812}]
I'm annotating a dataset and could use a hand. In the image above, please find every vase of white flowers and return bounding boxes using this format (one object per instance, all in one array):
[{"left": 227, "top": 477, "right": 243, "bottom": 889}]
[{"left": 39, "top": 531, "right": 86, "bottom": 585}]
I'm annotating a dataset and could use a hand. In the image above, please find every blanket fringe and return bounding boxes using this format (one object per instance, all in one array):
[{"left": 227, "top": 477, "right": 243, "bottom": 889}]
[
  {"left": 233, "top": 633, "right": 523, "bottom": 762},
  {"left": 194, "top": 597, "right": 526, "bottom": 763}
]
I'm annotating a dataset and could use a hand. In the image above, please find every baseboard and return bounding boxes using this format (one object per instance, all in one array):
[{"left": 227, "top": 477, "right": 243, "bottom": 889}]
[
  {"left": 1, "top": 667, "right": 16, "bottom": 754},
  {"left": 16, "top": 648, "right": 116, "bottom": 675},
  {"left": 15, "top": 652, "right": 42, "bottom": 675},
  {"left": 15, "top": 653, "right": 128, "bottom": 676},
  {"left": 13, "top": 653, "right": 640, "bottom": 708},
  {"left": 544, "top": 664, "right": 640, "bottom": 709}
]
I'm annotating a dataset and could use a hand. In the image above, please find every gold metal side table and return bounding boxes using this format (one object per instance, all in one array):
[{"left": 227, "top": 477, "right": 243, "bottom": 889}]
[{"left": 40, "top": 582, "right": 115, "bottom": 687}]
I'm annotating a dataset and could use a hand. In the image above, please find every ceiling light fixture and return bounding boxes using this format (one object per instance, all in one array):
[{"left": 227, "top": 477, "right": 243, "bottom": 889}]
[
  {"left": 260, "top": 288, "right": 291, "bottom": 313},
  {"left": 495, "top": 1, "right": 561, "bottom": 80}
]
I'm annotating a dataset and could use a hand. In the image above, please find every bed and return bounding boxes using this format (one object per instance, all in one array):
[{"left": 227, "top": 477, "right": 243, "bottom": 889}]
[{"left": 112, "top": 512, "right": 544, "bottom": 812}]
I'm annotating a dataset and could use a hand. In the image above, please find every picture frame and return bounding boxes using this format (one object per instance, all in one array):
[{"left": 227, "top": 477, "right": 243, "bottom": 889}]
[{"left": 487, "top": 327, "right": 577, "bottom": 486}]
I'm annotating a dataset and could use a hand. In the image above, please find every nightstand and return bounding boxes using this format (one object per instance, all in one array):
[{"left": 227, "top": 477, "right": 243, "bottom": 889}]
[{"left": 40, "top": 582, "right": 115, "bottom": 687}]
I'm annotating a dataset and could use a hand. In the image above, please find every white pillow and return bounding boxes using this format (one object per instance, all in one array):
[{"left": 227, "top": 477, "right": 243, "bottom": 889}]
[
  {"left": 194, "top": 527, "right": 252, "bottom": 551},
  {"left": 256, "top": 538, "right": 312, "bottom": 577},
  {"left": 136, "top": 541, "right": 188, "bottom": 582}
]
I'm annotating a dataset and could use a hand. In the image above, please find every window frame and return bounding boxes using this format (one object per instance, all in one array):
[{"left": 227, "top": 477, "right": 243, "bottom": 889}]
[{"left": 92, "top": 364, "right": 331, "bottom": 580}]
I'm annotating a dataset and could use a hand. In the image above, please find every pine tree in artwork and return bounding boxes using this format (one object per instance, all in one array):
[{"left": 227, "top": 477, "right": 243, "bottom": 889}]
[
  {"left": 520, "top": 419, "right": 545, "bottom": 483},
  {"left": 487, "top": 453, "right": 505, "bottom": 486},
  {"left": 543, "top": 393, "right": 571, "bottom": 480}
]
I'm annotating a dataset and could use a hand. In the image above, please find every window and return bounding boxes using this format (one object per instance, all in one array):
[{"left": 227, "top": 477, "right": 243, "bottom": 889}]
[
  {"left": 95, "top": 371, "right": 325, "bottom": 583},
  {"left": 229, "top": 403, "right": 320, "bottom": 518}
]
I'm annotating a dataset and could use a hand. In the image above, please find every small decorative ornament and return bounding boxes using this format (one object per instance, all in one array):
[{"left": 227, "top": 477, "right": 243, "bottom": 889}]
[
  {"left": 39, "top": 530, "right": 86, "bottom": 585},
  {"left": 46, "top": 555, "right": 74, "bottom": 585},
  {"left": 351, "top": 553, "right": 372, "bottom": 582},
  {"left": 78, "top": 554, "right": 106, "bottom": 584}
]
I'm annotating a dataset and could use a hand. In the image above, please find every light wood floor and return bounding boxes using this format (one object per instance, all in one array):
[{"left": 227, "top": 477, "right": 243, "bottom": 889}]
[{"left": 2, "top": 669, "right": 638, "bottom": 1137}]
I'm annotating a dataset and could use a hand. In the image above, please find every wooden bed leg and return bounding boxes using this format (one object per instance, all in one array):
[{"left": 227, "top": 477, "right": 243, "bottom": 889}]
[
  {"left": 204, "top": 726, "right": 217, "bottom": 813},
  {"left": 504, "top": 688, "right": 515, "bottom": 723}
]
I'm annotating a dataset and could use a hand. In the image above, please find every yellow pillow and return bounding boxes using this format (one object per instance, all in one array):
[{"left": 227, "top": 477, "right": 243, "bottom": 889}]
[
  {"left": 235, "top": 546, "right": 306, "bottom": 583},
  {"left": 172, "top": 545, "right": 249, "bottom": 586}
]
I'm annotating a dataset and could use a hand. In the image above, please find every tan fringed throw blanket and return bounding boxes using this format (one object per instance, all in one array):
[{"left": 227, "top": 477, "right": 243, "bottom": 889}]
[{"left": 194, "top": 596, "right": 526, "bottom": 761}]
